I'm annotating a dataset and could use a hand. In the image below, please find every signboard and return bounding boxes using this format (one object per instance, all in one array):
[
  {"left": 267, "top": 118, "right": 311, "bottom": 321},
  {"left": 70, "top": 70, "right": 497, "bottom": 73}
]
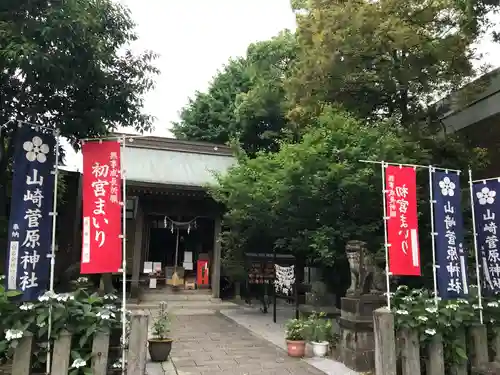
[
  {"left": 385, "top": 165, "right": 421, "bottom": 276},
  {"left": 81, "top": 141, "right": 122, "bottom": 274},
  {"left": 473, "top": 180, "right": 500, "bottom": 294},
  {"left": 433, "top": 171, "right": 469, "bottom": 298},
  {"left": 6, "top": 126, "right": 56, "bottom": 300}
]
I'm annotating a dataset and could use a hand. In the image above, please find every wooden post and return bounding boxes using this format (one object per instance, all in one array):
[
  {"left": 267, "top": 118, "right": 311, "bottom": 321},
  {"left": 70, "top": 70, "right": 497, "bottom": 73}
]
[
  {"left": 373, "top": 307, "right": 397, "bottom": 375},
  {"left": 427, "top": 334, "right": 445, "bottom": 375},
  {"left": 493, "top": 327, "right": 500, "bottom": 363},
  {"left": 469, "top": 323, "right": 488, "bottom": 367},
  {"left": 400, "top": 328, "right": 420, "bottom": 375},
  {"left": 51, "top": 330, "right": 73, "bottom": 375},
  {"left": 128, "top": 310, "right": 149, "bottom": 375},
  {"left": 450, "top": 329, "right": 467, "bottom": 375},
  {"left": 91, "top": 330, "right": 111, "bottom": 375},
  {"left": 12, "top": 332, "right": 33, "bottom": 375}
]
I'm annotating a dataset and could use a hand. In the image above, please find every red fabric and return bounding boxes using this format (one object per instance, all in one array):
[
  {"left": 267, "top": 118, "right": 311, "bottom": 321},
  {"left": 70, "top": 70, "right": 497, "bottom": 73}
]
[
  {"left": 81, "top": 141, "right": 122, "bottom": 274},
  {"left": 385, "top": 166, "right": 421, "bottom": 276},
  {"left": 197, "top": 260, "right": 209, "bottom": 285}
]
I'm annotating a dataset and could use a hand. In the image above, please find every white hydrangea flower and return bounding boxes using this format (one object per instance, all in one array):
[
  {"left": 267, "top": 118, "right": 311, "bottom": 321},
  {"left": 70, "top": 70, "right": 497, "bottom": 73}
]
[
  {"left": 5, "top": 329, "right": 23, "bottom": 341},
  {"left": 56, "top": 293, "right": 74, "bottom": 302},
  {"left": 487, "top": 301, "right": 499, "bottom": 308},
  {"left": 402, "top": 296, "right": 413, "bottom": 302},
  {"left": 424, "top": 329, "right": 436, "bottom": 336},
  {"left": 445, "top": 304, "right": 458, "bottom": 310},
  {"left": 104, "top": 294, "right": 118, "bottom": 300},
  {"left": 0, "top": 275, "right": 5, "bottom": 281},
  {"left": 76, "top": 277, "right": 89, "bottom": 283},
  {"left": 396, "top": 310, "right": 409, "bottom": 315},
  {"left": 425, "top": 307, "right": 438, "bottom": 314},
  {"left": 38, "top": 291, "right": 57, "bottom": 302},
  {"left": 112, "top": 358, "right": 126, "bottom": 369},
  {"left": 416, "top": 316, "right": 428, "bottom": 322},
  {"left": 97, "top": 310, "right": 115, "bottom": 320},
  {"left": 71, "top": 359, "right": 86, "bottom": 369},
  {"left": 19, "top": 303, "right": 34, "bottom": 311}
]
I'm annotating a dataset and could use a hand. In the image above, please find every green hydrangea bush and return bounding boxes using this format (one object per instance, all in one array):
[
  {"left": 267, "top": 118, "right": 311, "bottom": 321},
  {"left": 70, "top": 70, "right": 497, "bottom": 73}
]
[{"left": 0, "top": 276, "right": 130, "bottom": 375}]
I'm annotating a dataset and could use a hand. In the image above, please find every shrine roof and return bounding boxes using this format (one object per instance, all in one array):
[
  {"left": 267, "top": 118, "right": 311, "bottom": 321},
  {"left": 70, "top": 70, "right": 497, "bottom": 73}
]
[{"left": 116, "top": 134, "right": 237, "bottom": 188}]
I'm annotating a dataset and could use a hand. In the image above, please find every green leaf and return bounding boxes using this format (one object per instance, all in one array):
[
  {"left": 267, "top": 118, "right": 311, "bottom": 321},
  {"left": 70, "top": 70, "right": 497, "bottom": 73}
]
[
  {"left": 455, "top": 347, "right": 468, "bottom": 360},
  {"left": 6, "top": 290, "right": 22, "bottom": 297}
]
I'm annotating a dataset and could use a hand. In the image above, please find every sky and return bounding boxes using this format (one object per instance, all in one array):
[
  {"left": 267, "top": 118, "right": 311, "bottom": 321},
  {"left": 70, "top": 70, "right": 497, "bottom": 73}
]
[{"left": 62, "top": 1, "right": 500, "bottom": 171}]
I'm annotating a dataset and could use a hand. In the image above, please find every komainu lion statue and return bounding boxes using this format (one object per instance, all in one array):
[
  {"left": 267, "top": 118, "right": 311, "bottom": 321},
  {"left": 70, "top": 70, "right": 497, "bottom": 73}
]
[{"left": 345, "top": 240, "right": 385, "bottom": 296}]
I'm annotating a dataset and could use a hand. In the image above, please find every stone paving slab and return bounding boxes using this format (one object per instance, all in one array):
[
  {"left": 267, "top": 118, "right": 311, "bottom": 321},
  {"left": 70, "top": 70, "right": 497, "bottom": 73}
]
[
  {"left": 220, "top": 306, "right": 360, "bottom": 375},
  {"left": 169, "top": 314, "right": 326, "bottom": 375}
]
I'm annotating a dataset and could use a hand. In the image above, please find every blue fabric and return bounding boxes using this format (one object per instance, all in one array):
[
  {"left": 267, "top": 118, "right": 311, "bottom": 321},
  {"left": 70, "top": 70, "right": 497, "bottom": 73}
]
[{"left": 5, "top": 126, "right": 56, "bottom": 301}]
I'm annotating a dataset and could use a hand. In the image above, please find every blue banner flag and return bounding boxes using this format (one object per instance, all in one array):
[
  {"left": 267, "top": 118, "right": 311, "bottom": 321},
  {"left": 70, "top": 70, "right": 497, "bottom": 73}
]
[
  {"left": 433, "top": 170, "right": 469, "bottom": 299},
  {"left": 5, "top": 126, "right": 56, "bottom": 301},
  {"left": 473, "top": 179, "right": 500, "bottom": 295}
]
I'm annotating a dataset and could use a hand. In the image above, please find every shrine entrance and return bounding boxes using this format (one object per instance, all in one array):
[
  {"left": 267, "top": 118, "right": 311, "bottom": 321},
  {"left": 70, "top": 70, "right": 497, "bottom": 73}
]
[{"left": 145, "top": 215, "right": 215, "bottom": 292}]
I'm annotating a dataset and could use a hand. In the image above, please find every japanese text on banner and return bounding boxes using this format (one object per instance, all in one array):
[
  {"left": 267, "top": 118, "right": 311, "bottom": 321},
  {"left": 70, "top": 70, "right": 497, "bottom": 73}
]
[
  {"left": 473, "top": 180, "right": 500, "bottom": 294},
  {"left": 81, "top": 141, "right": 122, "bottom": 274},
  {"left": 433, "top": 171, "right": 468, "bottom": 299},
  {"left": 6, "top": 127, "right": 56, "bottom": 301},
  {"left": 385, "top": 165, "right": 421, "bottom": 276}
]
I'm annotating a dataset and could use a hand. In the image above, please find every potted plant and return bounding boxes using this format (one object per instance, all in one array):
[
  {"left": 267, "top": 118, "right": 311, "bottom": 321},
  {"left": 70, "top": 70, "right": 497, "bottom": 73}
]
[
  {"left": 306, "top": 312, "right": 332, "bottom": 358},
  {"left": 148, "top": 302, "right": 173, "bottom": 362},
  {"left": 285, "top": 319, "right": 306, "bottom": 357}
]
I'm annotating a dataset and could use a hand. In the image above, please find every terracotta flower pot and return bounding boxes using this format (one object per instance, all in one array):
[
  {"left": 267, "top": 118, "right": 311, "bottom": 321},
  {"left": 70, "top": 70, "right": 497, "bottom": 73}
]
[
  {"left": 148, "top": 339, "right": 173, "bottom": 362},
  {"left": 286, "top": 339, "right": 306, "bottom": 357}
]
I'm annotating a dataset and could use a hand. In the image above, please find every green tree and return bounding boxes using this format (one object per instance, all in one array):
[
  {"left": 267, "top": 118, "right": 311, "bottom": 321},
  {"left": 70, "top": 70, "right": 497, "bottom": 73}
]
[
  {"left": 0, "top": 0, "right": 158, "bottom": 214},
  {"left": 287, "top": 0, "right": 499, "bottom": 126},
  {"left": 172, "top": 31, "right": 298, "bottom": 155},
  {"left": 212, "top": 106, "right": 486, "bottom": 285}
]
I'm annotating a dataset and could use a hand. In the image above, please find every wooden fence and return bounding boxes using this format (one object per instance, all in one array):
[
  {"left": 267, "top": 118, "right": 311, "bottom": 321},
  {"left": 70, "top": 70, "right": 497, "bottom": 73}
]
[
  {"left": 9, "top": 310, "right": 149, "bottom": 375},
  {"left": 374, "top": 307, "right": 500, "bottom": 375}
]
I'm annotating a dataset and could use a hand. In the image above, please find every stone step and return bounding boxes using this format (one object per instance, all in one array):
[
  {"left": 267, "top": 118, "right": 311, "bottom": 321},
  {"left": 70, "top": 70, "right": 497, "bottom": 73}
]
[
  {"left": 141, "top": 293, "right": 214, "bottom": 303},
  {"left": 128, "top": 300, "right": 239, "bottom": 311},
  {"left": 140, "top": 290, "right": 213, "bottom": 302}
]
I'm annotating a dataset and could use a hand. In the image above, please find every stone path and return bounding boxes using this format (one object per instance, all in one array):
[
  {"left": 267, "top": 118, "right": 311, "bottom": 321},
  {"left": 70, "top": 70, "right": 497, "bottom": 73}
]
[{"left": 169, "top": 314, "right": 326, "bottom": 375}]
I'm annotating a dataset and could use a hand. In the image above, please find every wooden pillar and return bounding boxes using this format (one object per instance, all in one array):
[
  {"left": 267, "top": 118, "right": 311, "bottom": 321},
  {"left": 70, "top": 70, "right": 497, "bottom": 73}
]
[
  {"left": 131, "top": 199, "right": 144, "bottom": 298},
  {"left": 374, "top": 307, "right": 397, "bottom": 375},
  {"left": 128, "top": 311, "right": 149, "bottom": 375},
  {"left": 211, "top": 216, "right": 222, "bottom": 299}
]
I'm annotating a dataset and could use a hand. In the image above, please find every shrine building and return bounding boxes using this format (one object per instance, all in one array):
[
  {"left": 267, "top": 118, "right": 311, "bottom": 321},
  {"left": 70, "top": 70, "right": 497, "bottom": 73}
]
[{"left": 89, "top": 135, "right": 236, "bottom": 299}]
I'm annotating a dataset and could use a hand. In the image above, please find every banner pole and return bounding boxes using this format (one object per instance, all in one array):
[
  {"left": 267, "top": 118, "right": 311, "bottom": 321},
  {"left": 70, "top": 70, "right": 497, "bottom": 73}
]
[
  {"left": 121, "top": 135, "right": 127, "bottom": 375},
  {"left": 468, "top": 169, "right": 484, "bottom": 324},
  {"left": 381, "top": 161, "right": 391, "bottom": 309},
  {"left": 428, "top": 166, "right": 439, "bottom": 308},
  {"left": 46, "top": 129, "right": 60, "bottom": 374}
]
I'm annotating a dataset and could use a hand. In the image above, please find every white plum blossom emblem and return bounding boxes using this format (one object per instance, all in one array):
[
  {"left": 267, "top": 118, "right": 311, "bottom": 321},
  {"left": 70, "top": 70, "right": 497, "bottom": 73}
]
[
  {"left": 477, "top": 187, "right": 496, "bottom": 205},
  {"left": 23, "top": 136, "right": 50, "bottom": 163},
  {"left": 438, "top": 176, "right": 456, "bottom": 196}
]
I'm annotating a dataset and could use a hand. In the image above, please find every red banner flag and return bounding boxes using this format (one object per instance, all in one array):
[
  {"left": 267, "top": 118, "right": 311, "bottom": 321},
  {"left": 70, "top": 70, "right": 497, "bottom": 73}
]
[
  {"left": 81, "top": 141, "right": 122, "bottom": 274},
  {"left": 385, "top": 165, "right": 421, "bottom": 276}
]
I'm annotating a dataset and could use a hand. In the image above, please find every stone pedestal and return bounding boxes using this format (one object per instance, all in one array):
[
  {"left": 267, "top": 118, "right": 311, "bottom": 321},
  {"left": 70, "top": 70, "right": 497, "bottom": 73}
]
[{"left": 339, "top": 295, "right": 385, "bottom": 373}]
